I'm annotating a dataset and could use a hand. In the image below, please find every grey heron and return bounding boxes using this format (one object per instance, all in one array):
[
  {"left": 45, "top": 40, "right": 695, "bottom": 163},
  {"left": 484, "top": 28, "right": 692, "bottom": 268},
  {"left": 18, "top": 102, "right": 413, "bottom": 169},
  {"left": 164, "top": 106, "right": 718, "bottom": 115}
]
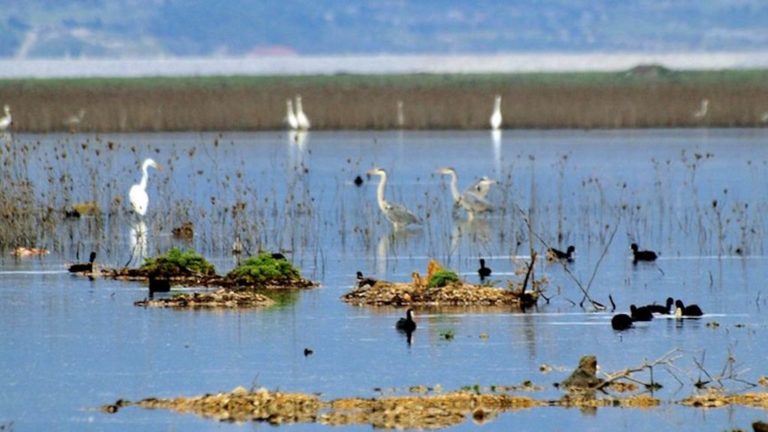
[
  {"left": 437, "top": 167, "right": 493, "bottom": 218},
  {"left": 466, "top": 176, "right": 496, "bottom": 198},
  {"left": 367, "top": 167, "right": 422, "bottom": 229}
]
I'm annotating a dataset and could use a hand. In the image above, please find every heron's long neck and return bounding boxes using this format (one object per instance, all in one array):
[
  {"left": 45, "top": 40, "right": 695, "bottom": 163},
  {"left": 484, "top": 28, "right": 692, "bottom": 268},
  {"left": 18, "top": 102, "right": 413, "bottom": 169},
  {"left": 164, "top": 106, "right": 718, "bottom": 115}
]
[
  {"left": 139, "top": 164, "right": 150, "bottom": 189},
  {"left": 296, "top": 100, "right": 304, "bottom": 113},
  {"left": 287, "top": 102, "right": 294, "bottom": 116},
  {"left": 376, "top": 173, "right": 388, "bottom": 211},
  {"left": 448, "top": 172, "right": 460, "bottom": 202},
  {"left": 494, "top": 99, "right": 501, "bottom": 111}
]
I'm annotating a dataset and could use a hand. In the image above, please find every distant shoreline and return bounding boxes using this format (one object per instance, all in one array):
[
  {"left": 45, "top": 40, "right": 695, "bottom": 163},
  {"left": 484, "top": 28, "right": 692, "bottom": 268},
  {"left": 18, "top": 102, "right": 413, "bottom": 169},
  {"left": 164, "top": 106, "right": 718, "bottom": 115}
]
[
  {"left": 3, "top": 51, "right": 768, "bottom": 79},
  {"left": 1, "top": 69, "right": 767, "bottom": 131}
]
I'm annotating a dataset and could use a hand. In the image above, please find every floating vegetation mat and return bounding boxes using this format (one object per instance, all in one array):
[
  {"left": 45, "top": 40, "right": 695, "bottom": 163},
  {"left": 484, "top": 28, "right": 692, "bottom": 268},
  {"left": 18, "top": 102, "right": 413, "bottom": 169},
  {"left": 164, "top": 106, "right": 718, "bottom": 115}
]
[
  {"left": 84, "top": 249, "right": 317, "bottom": 293},
  {"left": 680, "top": 390, "right": 768, "bottom": 409},
  {"left": 106, "top": 386, "right": 768, "bottom": 428},
  {"left": 342, "top": 281, "right": 540, "bottom": 307},
  {"left": 99, "top": 267, "right": 316, "bottom": 290},
  {"left": 105, "top": 387, "right": 543, "bottom": 428},
  {"left": 133, "top": 288, "right": 275, "bottom": 309},
  {"left": 343, "top": 259, "right": 543, "bottom": 307}
]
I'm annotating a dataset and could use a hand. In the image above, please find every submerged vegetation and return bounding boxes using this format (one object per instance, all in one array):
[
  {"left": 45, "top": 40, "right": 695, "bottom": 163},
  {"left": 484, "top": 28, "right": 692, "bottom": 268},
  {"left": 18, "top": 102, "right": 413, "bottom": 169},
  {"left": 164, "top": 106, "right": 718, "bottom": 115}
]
[{"left": 1, "top": 69, "right": 768, "bottom": 131}]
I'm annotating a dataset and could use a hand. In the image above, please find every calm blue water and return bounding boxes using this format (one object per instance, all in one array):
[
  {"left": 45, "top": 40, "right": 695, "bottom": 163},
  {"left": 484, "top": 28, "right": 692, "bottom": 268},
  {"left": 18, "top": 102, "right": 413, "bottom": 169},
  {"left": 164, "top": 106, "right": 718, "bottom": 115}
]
[{"left": 1, "top": 129, "right": 768, "bottom": 431}]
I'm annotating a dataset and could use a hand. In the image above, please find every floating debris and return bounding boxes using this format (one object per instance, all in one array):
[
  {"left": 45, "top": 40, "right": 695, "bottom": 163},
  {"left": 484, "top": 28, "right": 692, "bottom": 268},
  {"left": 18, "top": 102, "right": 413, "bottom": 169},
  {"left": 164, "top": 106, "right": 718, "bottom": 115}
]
[
  {"left": 11, "top": 247, "right": 49, "bottom": 257},
  {"left": 63, "top": 201, "right": 101, "bottom": 218},
  {"left": 680, "top": 390, "right": 768, "bottom": 409},
  {"left": 171, "top": 221, "right": 194, "bottom": 240},
  {"left": 123, "top": 387, "right": 321, "bottom": 424},
  {"left": 342, "top": 259, "right": 543, "bottom": 307},
  {"left": 134, "top": 288, "right": 275, "bottom": 308},
  {"left": 322, "top": 392, "right": 542, "bottom": 429}
]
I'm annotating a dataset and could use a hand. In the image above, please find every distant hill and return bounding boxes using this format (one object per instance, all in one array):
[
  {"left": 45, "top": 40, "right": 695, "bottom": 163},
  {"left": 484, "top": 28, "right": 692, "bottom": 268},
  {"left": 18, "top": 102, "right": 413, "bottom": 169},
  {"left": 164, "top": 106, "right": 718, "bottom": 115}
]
[{"left": 1, "top": 0, "right": 767, "bottom": 58}]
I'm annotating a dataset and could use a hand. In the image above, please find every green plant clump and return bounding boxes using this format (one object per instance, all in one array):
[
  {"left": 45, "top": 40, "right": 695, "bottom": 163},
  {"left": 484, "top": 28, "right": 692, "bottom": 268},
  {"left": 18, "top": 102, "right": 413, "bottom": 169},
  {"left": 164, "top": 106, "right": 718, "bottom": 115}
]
[
  {"left": 427, "top": 269, "right": 460, "bottom": 288},
  {"left": 228, "top": 253, "right": 300, "bottom": 285},
  {"left": 140, "top": 248, "right": 216, "bottom": 275}
]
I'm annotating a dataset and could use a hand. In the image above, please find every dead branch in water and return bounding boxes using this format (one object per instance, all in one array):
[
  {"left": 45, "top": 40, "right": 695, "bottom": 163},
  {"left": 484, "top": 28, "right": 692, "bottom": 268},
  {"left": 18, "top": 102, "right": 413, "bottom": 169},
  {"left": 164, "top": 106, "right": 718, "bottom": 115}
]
[
  {"left": 595, "top": 349, "right": 684, "bottom": 391},
  {"left": 516, "top": 204, "right": 620, "bottom": 310}
]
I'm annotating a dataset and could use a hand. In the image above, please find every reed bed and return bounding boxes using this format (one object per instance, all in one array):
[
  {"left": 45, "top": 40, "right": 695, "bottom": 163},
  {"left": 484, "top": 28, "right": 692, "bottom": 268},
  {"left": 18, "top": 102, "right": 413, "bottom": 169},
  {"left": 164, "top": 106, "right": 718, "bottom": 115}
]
[{"left": 1, "top": 69, "right": 768, "bottom": 132}]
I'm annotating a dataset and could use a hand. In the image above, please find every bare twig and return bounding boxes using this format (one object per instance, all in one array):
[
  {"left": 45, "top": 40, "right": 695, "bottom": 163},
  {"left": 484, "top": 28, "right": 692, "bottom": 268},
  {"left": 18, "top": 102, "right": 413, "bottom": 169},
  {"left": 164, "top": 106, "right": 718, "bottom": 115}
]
[{"left": 596, "top": 349, "right": 684, "bottom": 391}]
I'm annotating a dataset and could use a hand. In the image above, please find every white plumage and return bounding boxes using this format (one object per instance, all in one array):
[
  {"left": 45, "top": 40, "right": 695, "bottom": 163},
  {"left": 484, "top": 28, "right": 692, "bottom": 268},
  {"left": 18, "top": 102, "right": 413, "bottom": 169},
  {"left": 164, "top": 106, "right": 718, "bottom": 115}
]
[
  {"left": 129, "top": 158, "right": 162, "bottom": 216},
  {"left": 693, "top": 98, "right": 709, "bottom": 119},
  {"left": 295, "top": 95, "right": 311, "bottom": 130},
  {"left": 0, "top": 105, "right": 12, "bottom": 131},
  {"left": 489, "top": 95, "right": 502, "bottom": 130},
  {"left": 284, "top": 99, "right": 298, "bottom": 130}
]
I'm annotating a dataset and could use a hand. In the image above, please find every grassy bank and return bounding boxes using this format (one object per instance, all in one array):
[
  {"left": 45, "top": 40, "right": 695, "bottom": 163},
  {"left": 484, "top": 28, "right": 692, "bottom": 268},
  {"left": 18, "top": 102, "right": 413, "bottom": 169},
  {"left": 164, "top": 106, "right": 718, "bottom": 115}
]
[{"left": 2, "top": 68, "right": 768, "bottom": 131}]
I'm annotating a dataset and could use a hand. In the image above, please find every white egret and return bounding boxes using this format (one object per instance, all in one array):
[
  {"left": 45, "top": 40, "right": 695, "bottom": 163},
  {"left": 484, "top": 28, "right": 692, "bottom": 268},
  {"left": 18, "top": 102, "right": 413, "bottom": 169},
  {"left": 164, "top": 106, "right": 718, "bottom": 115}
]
[
  {"left": 129, "top": 158, "right": 162, "bottom": 216},
  {"left": 693, "top": 98, "right": 709, "bottom": 119},
  {"left": 284, "top": 99, "right": 298, "bottom": 130},
  {"left": 489, "top": 95, "right": 502, "bottom": 130},
  {"left": 396, "top": 100, "right": 405, "bottom": 128},
  {"left": 437, "top": 167, "right": 493, "bottom": 218},
  {"left": 0, "top": 105, "right": 12, "bottom": 131},
  {"left": 295, "top": 95, "right": 311, "bottom": 130},
  {"left": 367, "top": 167, "right": 422, "bottom": 229}
]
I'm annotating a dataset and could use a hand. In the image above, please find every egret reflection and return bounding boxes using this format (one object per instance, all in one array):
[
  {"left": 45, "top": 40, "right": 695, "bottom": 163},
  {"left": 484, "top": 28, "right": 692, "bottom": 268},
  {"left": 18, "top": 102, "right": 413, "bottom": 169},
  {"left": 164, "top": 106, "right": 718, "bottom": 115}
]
[{"left": 129, "top": 220, "right": 148, "bottom": 266}]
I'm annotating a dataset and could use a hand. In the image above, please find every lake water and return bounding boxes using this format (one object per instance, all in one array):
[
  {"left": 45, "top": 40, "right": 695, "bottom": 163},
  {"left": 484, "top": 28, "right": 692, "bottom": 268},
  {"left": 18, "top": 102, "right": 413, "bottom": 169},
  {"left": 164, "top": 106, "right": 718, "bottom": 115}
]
[{"left": 1, "top": 129, "right": 768, "bottom": 430}]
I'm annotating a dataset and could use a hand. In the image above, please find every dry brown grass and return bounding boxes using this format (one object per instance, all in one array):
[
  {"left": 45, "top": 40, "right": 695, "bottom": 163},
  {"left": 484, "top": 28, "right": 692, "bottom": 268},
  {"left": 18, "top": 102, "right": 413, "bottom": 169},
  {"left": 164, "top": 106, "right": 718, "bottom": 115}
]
[{"left": 1, "top": 72, "right": 768, "bottom": 131}]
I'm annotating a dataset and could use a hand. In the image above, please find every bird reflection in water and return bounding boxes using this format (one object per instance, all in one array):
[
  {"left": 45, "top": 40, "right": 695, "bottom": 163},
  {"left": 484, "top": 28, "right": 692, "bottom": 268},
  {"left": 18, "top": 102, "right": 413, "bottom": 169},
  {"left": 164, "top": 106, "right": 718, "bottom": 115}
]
[{"left": 128, "top": 220, "right": 148, "bottom": 266}]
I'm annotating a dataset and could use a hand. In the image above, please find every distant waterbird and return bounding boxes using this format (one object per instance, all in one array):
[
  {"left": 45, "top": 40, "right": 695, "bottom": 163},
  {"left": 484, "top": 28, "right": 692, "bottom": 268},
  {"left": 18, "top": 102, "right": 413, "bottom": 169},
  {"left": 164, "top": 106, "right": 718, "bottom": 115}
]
[
  {"left": 437, "top": 167, "right": 493, "bottom": 219},
  {"left": 630, "top": 304, "right": 654, "bottom": 321},
  {"left": 611, "top": 314, "right": 633, "bottom": 331},
  {"left": 477, "top": 258, "right": 492, "bottom": 282},
  {"left": 547, "top": 245, "right": 575, "bottom": 262},
  {"left": 396, "top": 100, "right": 405, "bottom": 128},
  {"left": 129, "top": 158, "right": 162, "bottom": 216},
  {"left": 295, "top": 95, "right": 310, "bottom": 130},
  {"left": 68, "top": 251, "right": 96, "bottom": 273},
  {"left": 284, "top": 99, "right": 298, "bottom": 130},
  {"left": 367, "top": 167, "right": 422, "bottom": 230},
  {"left": 63, "top": 109, "right": 86, "bottom": 132},
  {"left": 0, "top": 105, "right": 12, "bottom": 131},
  {"left": 356, "top": 271, "right": 377, "bottom": 288},
  {"left": 693, "top": 98, "right": 709, "bottom": 120},
  {"left": 761, "top": 111, "right": 768, "bottom": 123},
  {"left": 148, "top": 274, "right": 171, "bottom": 298},
  {"left": 645, "top": 297, "right": 674, "bottom": 315},
  {"left": 467, "top": 176, "right": 496, "bottom": 198},
  {"left": 675, "top": 300, "right": 703, "bottom": 318},
  {"left": 630, "top": 243, "right": 658, "bottom": 263},
  {"left": 489, "top": 95, "right": 502, "bottom": 130},
  {"left": 396, "top": 308, "right": 417, "bottom": 332}
]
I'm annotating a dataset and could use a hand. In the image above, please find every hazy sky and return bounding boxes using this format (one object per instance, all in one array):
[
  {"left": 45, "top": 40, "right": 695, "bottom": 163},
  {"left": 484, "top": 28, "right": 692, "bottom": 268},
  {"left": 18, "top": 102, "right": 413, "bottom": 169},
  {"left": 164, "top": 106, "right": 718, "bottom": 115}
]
[{"left": 2, "top": 1, "right": 767, "bottom": 57}]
